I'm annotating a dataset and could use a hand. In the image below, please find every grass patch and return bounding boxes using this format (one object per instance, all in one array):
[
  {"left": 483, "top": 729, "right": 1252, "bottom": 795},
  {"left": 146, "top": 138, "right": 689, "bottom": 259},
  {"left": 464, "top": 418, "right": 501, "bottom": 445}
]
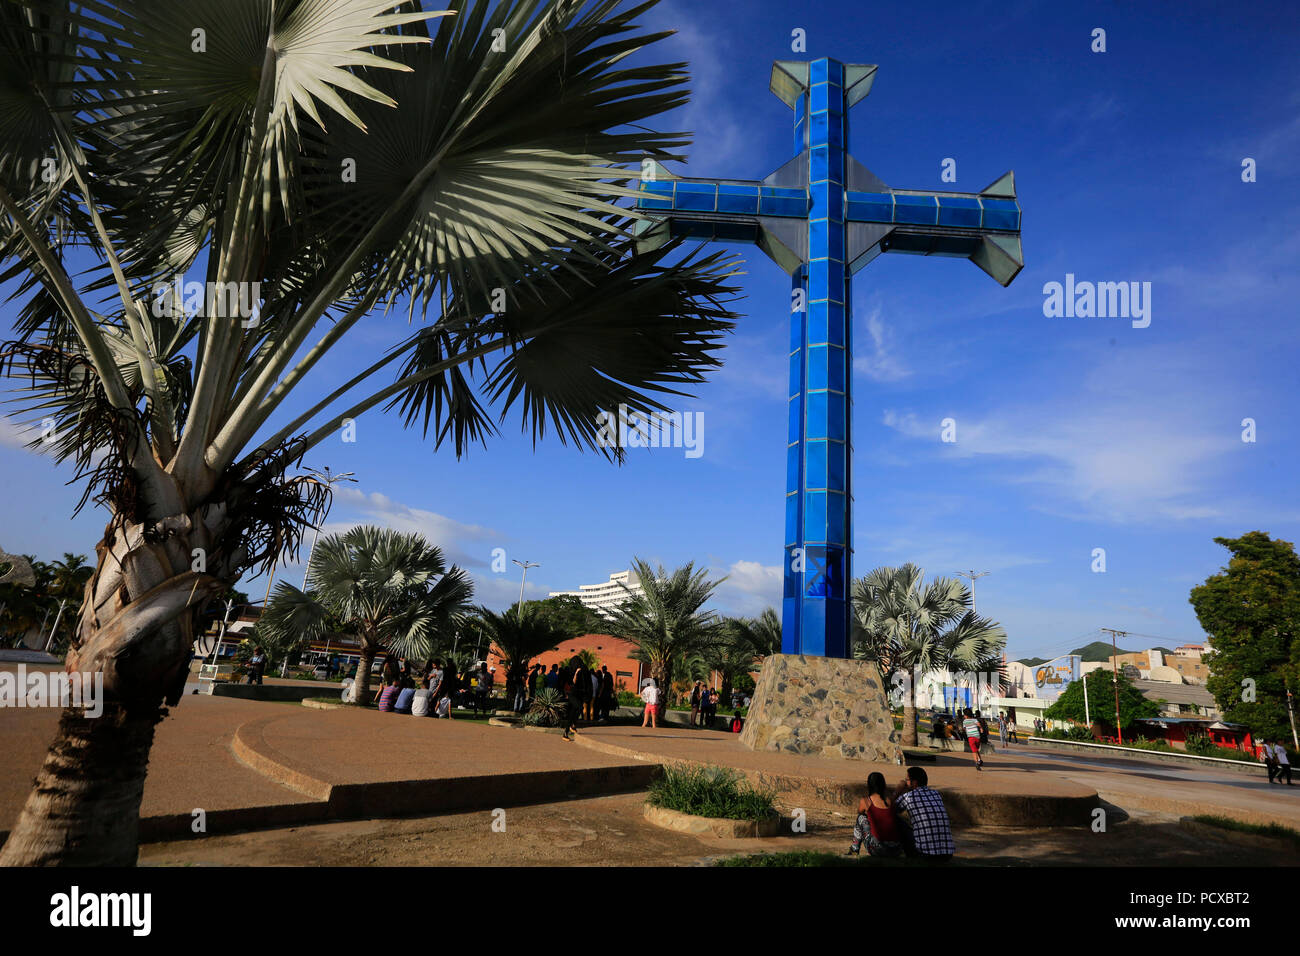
[
  {"left": 717, "top": 851, "right": 859, "bottom": 867},
  {"left": 716, "top": 851, "right": 970, "bottom": 867},
  {"left": 647, "top": 764, "right": 776, "bottom": 822},
  {"left": 1190, "top": 815, "right": 1300, "bottom": 847}
]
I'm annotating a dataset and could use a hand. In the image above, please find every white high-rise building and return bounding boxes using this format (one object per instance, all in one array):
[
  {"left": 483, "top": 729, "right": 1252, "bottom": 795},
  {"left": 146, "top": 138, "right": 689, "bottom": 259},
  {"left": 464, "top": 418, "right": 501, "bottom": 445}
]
[{"left": 549, "top": 570, "right": 643, "bottom": 619}]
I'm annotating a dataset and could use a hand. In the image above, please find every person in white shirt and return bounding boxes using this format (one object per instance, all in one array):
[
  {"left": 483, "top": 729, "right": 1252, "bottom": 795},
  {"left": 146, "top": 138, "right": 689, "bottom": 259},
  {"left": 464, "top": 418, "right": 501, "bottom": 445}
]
[
  {"left": 640, "top": 678, "right": 659, "bottom": 729},
  {"left": 411, "top": 679, "right": 433, "bottom": 717},
  {"left": 1265, "top": 739, "right": 1292, "bottom": 785}
]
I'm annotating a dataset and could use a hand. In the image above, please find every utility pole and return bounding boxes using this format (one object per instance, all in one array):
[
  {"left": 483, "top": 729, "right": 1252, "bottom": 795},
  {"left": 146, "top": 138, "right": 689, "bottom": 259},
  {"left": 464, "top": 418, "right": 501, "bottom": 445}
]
[
  {"left": 955, "top": 570, "right": 991, "bottom": 615},
  {"left": 1102, "top": 628, "right": 1127, "bottom": 744},
  {"left": 299, "top": 467, "right": 357, "bottom": 676},
  {"left": 1286, "top": 680, "right": 1299, "bottom": 751}
]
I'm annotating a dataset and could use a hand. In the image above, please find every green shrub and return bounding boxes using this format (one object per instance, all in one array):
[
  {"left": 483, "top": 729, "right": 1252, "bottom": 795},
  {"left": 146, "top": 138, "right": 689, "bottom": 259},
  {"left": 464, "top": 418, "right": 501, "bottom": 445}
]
[
  {"left": 523, "top": 688, "right": 566, "bottom": 727},
  {"left": 1066, "top": 725, "right": 1094, "bottom": 741},
  {"left": 617, "top": 690, "right": 645, "bottom": 707},
  {"left": 647, "top": 764, "right": 776, "bottom": 822},
  {"left": 1184, "top": 732, "right": 1218, "bottom": 756},
  {"left": 1191, "top": 815, "right": 1300, "bottom": 848}
]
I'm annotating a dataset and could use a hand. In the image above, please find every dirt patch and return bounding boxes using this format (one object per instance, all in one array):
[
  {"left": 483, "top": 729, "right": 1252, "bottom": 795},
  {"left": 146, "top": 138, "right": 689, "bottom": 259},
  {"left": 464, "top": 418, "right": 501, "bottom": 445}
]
[{"left": 137, "top": 794, "right": 1296, "bottom": 867}]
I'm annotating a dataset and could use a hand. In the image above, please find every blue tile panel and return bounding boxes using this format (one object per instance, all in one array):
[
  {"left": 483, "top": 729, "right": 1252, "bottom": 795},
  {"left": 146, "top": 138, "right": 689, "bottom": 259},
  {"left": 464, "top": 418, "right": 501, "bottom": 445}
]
[
  {"left": 783, "top": 57, "right": 852, "bottom": 659},
  {"left": 845, "top": 191, "right": 1022, "bottom": 231}
]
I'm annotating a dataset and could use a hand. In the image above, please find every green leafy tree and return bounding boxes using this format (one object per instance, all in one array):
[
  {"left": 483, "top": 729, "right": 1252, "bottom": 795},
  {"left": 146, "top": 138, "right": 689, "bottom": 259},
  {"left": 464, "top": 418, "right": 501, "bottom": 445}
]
[
  {"left": 850, "top": 564, "right": 1006, "bottom": 746},
  {"left": 256, "top": 526, "right": 473, "bottom": 703},
  {"left": 0, "top": 0, "right": 739, "bottom": 865},
  {"left": 516, "top": 595, "right": 604, "bottom": 639},
  {"left": 1190, "top": 532, "right": 1300, "bottom": 744},
  {"left": 1042, "top": 668, "right": 1159, "bottom": 732},
  {"left": 476, "top": 604, "right": 571, "bottom": 707},
  {"left": 607, "top": 558, "right": 724, "bottom": 699}
]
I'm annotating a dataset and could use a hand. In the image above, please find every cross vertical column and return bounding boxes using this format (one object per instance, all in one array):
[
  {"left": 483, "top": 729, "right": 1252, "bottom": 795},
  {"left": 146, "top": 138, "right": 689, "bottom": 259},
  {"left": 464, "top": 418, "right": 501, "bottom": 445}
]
[{"left": 784, "top": 58, "right": 851, "bottom": 658}]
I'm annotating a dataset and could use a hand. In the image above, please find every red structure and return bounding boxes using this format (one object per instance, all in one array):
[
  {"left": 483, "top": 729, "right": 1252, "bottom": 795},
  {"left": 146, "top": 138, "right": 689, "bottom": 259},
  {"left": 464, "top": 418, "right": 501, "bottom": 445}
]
[
  {"left": 487, "top": 633, "right": 646, "bottom": 692},
  {"left": 1133, "top": 717, "right": 1257, "bottom": 756}
]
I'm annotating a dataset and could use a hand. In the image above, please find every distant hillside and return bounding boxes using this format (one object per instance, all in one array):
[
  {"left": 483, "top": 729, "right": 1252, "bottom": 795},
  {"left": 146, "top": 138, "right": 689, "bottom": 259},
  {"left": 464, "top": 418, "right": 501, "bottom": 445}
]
[{"left": 1019, "top": 642, "right": 1176, "bottom": 666}]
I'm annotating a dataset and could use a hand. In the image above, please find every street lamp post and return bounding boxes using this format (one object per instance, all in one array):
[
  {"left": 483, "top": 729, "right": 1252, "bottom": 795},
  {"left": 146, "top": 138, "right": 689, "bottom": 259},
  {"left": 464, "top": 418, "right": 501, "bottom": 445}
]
[
  {"left": 955, "top": 570, "right": 991, "bottom": 615},
  {"left": 512, "top": 559, "right": 540, "bottom": 622}
]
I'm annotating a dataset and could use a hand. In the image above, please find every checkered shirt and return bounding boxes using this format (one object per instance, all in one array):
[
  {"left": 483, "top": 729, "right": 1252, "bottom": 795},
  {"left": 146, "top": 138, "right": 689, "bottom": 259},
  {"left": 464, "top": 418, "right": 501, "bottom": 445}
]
[{"left": 895, "top": 785, "right": 955, "bottom": 856}]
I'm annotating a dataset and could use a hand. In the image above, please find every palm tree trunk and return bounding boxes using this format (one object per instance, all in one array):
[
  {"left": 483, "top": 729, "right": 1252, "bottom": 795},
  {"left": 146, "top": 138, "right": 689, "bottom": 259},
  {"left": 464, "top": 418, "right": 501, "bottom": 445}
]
[
  {"left": 355, "top": 644, "right": 376, "bottom": 704},
  {"left": 902, "top": 681, "right": 919, "bottom": 747},
  {"left": 0, "top": 511, "right": 225, "bottom": 866},
  {"left": 0, "top": 703, "right": 161, "bottom": 865}
]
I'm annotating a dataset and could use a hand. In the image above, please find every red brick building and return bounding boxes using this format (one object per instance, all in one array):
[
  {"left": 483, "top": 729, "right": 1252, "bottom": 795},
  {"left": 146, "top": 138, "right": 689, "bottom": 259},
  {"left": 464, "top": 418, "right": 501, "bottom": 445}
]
[{"left": 487, "top": 633, "right": 645, "bottom": 692}]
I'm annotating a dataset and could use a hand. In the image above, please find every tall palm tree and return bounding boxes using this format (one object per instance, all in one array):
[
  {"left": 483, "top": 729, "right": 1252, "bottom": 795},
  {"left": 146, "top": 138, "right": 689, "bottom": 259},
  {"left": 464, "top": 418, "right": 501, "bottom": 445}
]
[
  {"left": 607, "top": 557, "right": 724, "bottom": 700},
  {"left": 0, "top": 0, "right": 740, "bottom": 865},
  {"left": 851, "top": 564, "right": 1006, "bottom": 746},
  {"left": 476, "top": 605, "right": 568, "bottom": 707},
  {"left": 258, "top": 526, "right": 472, "bottom": 702}
]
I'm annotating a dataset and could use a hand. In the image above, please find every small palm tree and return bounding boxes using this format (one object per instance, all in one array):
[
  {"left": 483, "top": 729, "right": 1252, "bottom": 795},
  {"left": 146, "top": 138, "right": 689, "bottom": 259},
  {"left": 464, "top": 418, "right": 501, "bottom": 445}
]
[
  {"left": 607, "top": 558, "right": 724, "bottom": 699},
  {"left": 475, "top": 605, "right": 568, "bottom": 710},
  {"left": 851, "top": 564, "right": 1006, "bottom": 746},
  {"left": 258, "top": 526, "right": 473, "bottom": 703}
]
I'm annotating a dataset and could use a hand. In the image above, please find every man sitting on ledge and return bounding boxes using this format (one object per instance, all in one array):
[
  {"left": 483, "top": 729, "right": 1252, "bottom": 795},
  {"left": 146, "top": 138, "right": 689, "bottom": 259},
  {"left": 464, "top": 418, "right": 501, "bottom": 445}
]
[{"left": 893, "top": 766, "right": 954, "bottom": 862}]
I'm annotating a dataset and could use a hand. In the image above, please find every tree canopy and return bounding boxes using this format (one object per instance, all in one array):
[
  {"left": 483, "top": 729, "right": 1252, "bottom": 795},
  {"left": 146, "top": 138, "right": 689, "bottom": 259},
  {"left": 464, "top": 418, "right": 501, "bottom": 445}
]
[
  {"left": 1190, "top": 531, "right": 1300, "bottom": 743},
  {"left": 1042, "top": 667, "right": 1160, "bottom": 731}
]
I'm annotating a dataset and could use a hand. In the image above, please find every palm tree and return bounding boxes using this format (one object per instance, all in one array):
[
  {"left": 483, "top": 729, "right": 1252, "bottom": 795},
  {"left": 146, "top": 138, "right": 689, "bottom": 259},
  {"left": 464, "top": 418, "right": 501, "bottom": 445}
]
[
  {"left": 709, "top": 619, "right": 765, "bottom": 706},
  {"left": 258, "top": 526, "right": 472, "bottom": 702},
  {"left": 606, "top": 558, "right": 724, "bottom": 701},
  {"left": 475, "top": 604, "right": 567, "bottom": 709},
  {"left": 0, "top": 0, "right": 740, "bottom": 864},
  {"left": 50, "top": 553, "right": 94, "bottom": 603},
  {"left": 851, "top": 564, "right": 1006, "bottom": 746}
]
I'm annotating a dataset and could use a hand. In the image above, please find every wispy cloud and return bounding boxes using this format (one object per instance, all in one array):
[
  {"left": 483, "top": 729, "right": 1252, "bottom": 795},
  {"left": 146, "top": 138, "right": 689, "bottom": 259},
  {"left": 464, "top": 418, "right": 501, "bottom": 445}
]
[
  {"left": 854, "top": 306, "right": 911, "bottom": 382},
  {"left": 879, "top": 345, "right": 1243, "bottom": 523}
]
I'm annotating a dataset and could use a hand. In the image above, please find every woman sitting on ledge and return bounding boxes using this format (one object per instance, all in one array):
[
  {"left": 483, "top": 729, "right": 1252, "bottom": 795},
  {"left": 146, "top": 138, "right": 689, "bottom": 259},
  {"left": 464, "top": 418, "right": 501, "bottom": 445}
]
[{"left": 848, "top": 772, "right": 903, "bottom": 857}]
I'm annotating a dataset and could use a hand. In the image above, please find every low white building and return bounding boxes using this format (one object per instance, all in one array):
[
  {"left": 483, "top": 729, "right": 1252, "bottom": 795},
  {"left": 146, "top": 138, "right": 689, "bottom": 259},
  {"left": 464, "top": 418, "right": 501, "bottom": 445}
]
[{"left": 549, "top": 570, "right": 643, "bottom": 620}]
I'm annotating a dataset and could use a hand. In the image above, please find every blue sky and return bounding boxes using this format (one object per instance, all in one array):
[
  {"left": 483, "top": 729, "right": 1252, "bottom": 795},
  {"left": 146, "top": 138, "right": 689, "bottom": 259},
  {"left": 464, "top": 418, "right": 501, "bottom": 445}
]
[{"left": 2, "top": 0, "right": 1298, "bottom": 661}]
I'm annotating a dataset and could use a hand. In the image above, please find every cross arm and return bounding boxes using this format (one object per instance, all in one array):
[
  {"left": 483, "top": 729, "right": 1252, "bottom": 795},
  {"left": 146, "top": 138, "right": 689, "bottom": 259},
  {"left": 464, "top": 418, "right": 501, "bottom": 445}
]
[
  {"left": 633, "top": 160, "right": 810, "bottom": 274},
  {"left": 844, "top": 171, "right": 1024, "bottom": 286}
]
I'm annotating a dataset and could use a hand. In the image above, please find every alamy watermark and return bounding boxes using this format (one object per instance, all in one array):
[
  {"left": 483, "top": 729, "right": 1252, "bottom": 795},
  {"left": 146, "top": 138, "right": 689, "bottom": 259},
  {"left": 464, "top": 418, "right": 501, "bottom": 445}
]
[
  {"left": 1042, "top": 273, "right": 1151, "bottom": 328},
  {"left": 151, "top": 278, "right": 263, "bottom": 327},
  {"left": 595, "top": 404, "right": 704, "bottom": 459},
  {"left": 0, "top": 665, "right": 104, "bottom": 717}
]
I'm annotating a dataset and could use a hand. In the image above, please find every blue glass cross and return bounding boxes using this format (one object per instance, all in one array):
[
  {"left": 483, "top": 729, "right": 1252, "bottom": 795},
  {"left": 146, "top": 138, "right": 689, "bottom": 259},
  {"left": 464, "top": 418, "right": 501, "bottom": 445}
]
[{"left": 635, "top": 59, "right": 1023, "bottom": 658}]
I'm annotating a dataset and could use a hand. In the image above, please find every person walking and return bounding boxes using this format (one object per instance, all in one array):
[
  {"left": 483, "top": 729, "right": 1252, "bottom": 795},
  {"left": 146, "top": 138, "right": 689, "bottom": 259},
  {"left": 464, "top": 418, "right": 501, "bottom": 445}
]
[
  {"left": 640, "top": 678, "right": 659, "bottom": 729},
  {"left": 1267, "top": 739, "right": 1293, "bottom": 785},
  {"left": 689, "top": 681, "right": 703, "bottom": 727},
  {"left": 545, "top": 663, "right": 560, "bottom": 690},
  {"left": 561, "top": 657, "right": 585, "bottom": 740},
  {"left": 997, "top": 712, "right": 1008, "bottom": 749},
  {"left": 962, "top": 708, "right": 984, "bottom": 770}
]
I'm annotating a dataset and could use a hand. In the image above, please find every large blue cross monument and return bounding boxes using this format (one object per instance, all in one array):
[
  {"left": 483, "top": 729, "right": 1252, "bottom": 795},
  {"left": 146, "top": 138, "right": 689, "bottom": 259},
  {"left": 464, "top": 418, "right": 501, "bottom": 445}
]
[{"left": 635, "top": 58, "right": 1024, "bottom": 659}]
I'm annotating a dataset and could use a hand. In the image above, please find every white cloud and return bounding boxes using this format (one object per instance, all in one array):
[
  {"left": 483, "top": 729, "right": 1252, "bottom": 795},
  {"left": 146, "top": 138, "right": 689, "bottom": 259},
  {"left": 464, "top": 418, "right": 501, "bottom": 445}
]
[
  {"left": 854, "top": 307, "right": 911, "bottom": 382},
  {"left": 710, "top": 558, "right": 781, "bottom": 616},
  {"left": 879, "top": 346, "right": 1241, "bottom": 523}
]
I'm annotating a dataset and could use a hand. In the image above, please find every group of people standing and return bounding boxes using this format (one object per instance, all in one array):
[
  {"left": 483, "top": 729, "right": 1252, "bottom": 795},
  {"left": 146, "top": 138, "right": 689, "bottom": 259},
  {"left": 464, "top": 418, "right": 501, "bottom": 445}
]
[
  {"left": 521, "top": 658, "right": 617, "bottom": 740},
  {"left": 689, "top": 681, "right": 721, "bottom": 727}
]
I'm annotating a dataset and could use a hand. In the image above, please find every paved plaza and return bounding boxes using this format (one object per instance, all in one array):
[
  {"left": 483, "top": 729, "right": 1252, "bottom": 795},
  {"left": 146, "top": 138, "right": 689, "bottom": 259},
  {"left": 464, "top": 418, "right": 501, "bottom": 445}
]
[{"left": 3, "top": 667, "right": 1296, "bottom": 863}]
